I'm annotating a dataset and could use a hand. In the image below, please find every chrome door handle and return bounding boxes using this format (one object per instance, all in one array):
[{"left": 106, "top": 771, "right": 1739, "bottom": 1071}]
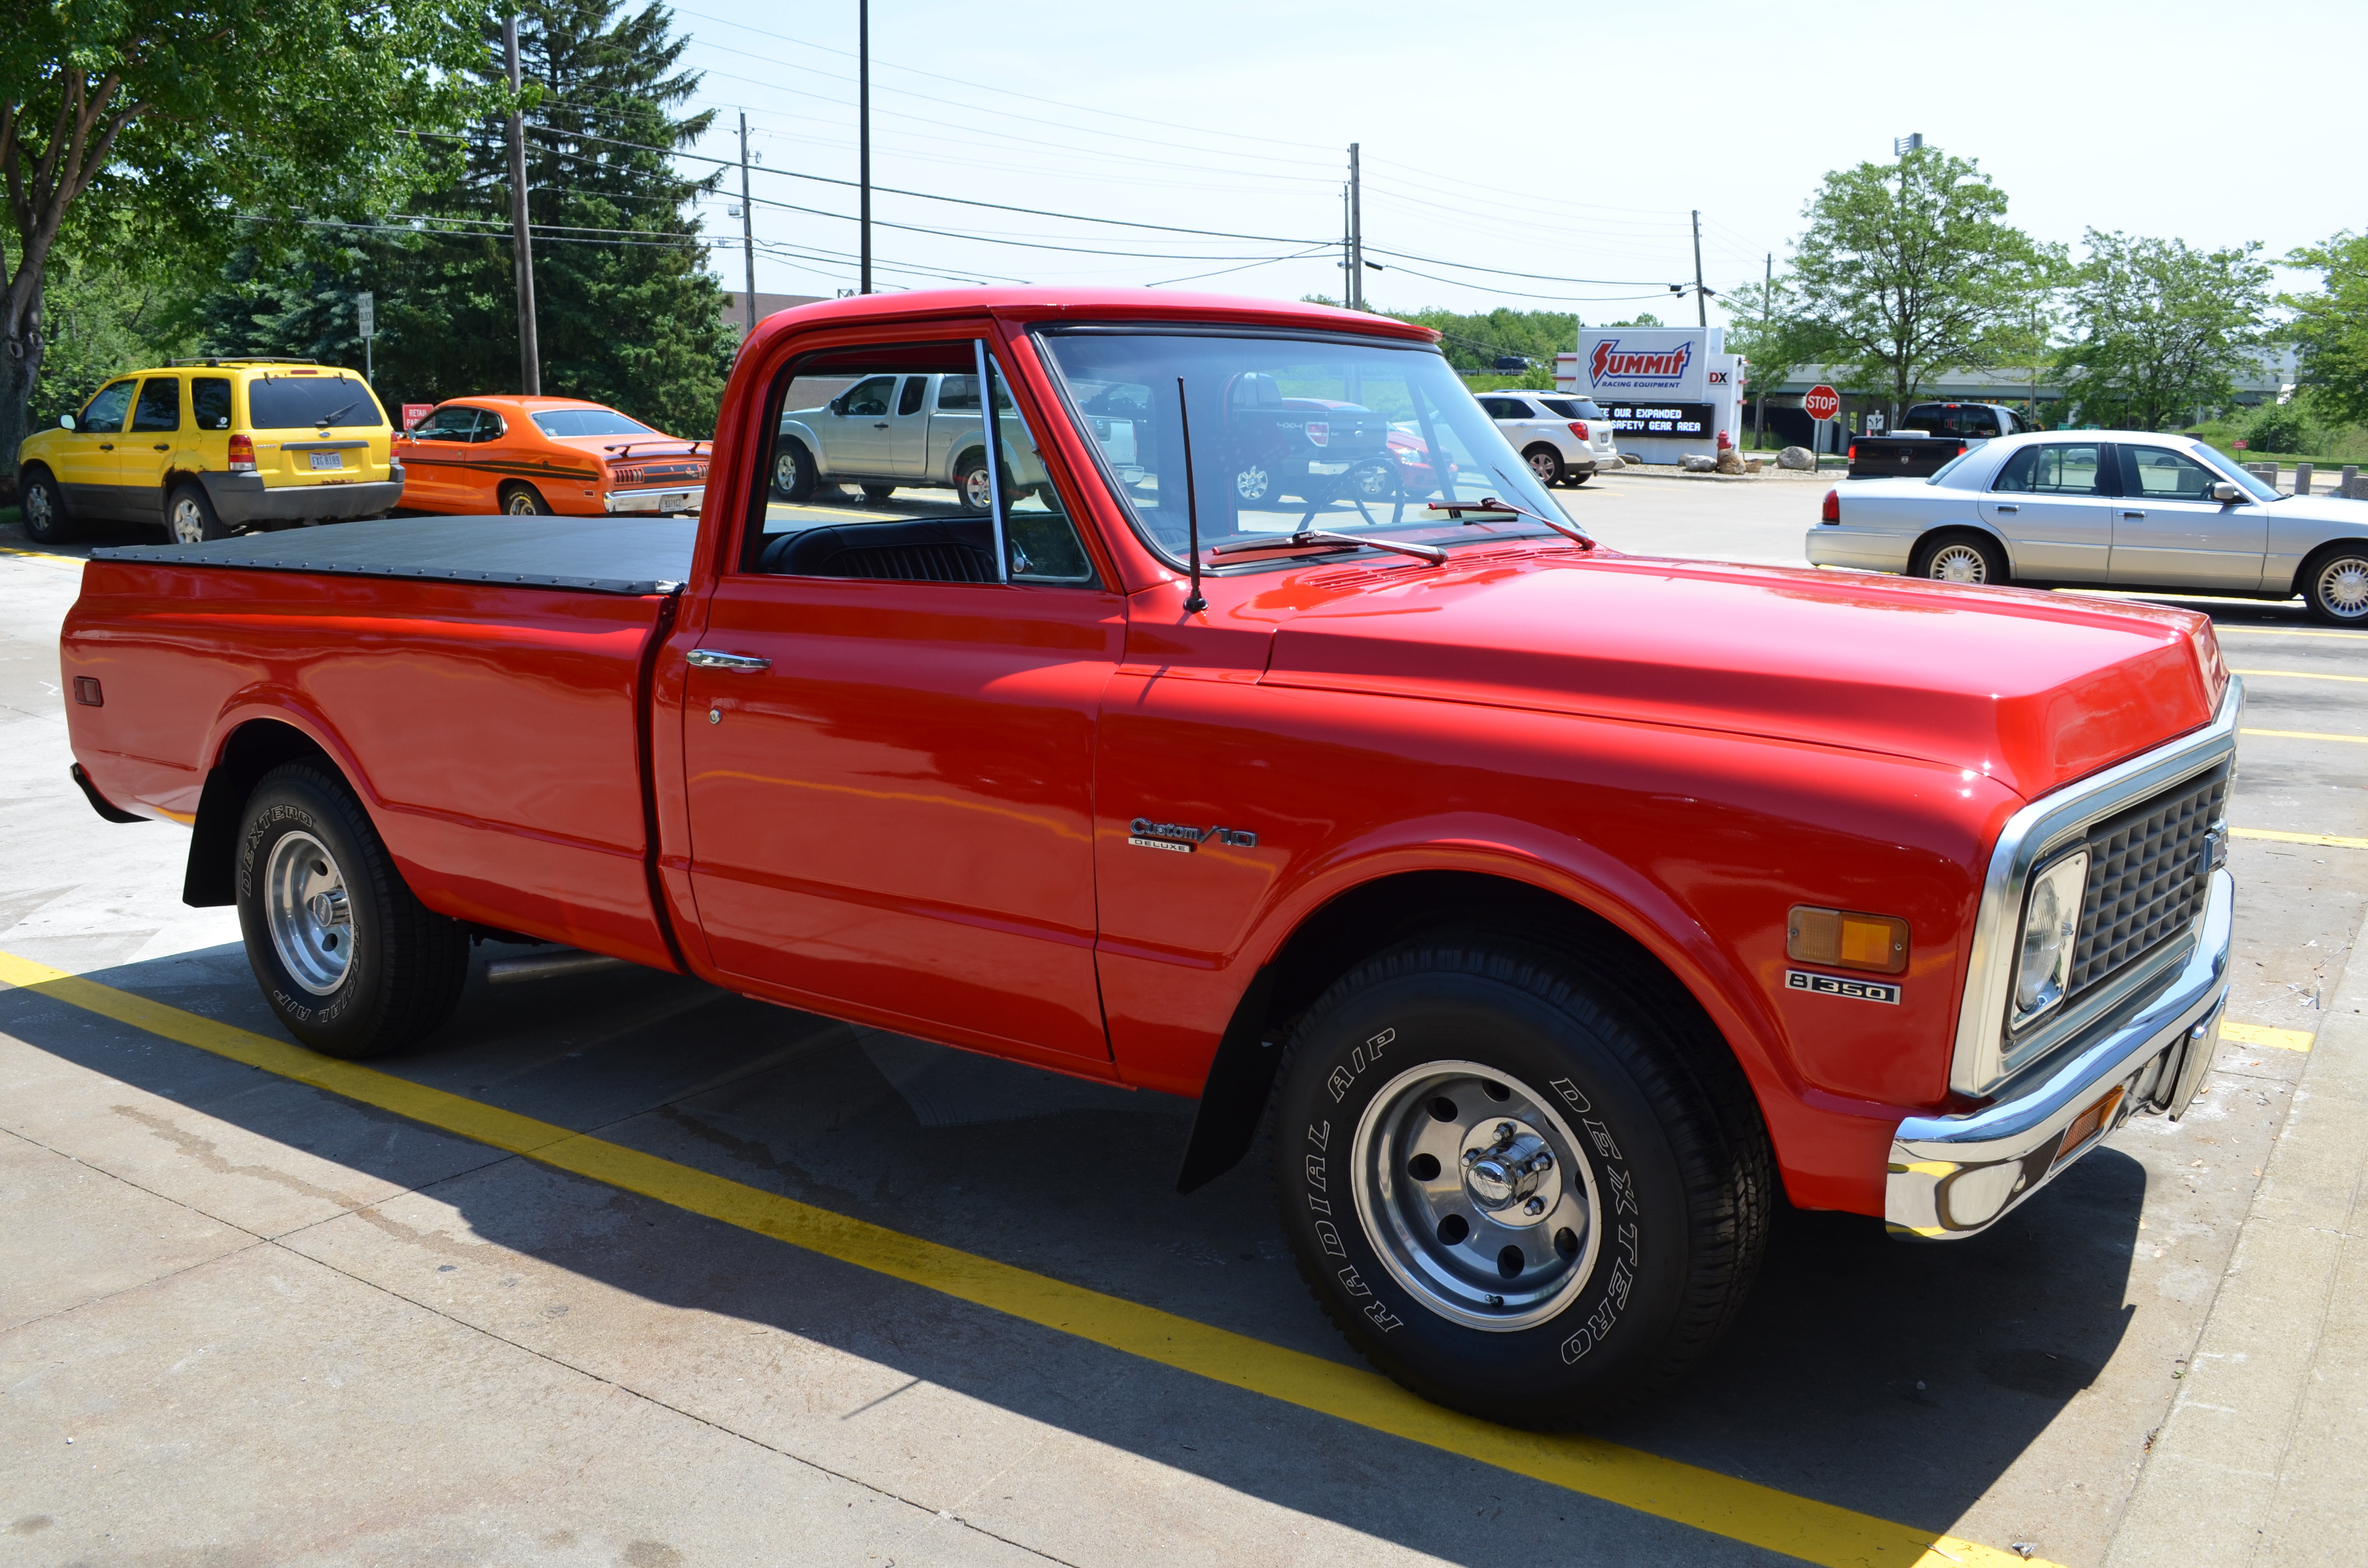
[
  {"left": 686, "top": 649, "right": 771, "bottom": 671},
  {"left": 2120, "top": 510, "right": 2146, "bottom": 518},
  {"left": 872, "top": 421, "right": 890, "bottom": 429},
  {"left": 1993, "top": 504, "right": 2019, "bottom": 514}
]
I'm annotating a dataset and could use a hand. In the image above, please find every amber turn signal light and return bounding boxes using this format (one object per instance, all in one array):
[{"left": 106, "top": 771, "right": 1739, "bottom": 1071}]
[
  {"left": 1787, "top": 906, "right": 1908, "bottom": 975},
  {"left": 2052, "top": 1086, "right": 2125, "bottom": 1168}
]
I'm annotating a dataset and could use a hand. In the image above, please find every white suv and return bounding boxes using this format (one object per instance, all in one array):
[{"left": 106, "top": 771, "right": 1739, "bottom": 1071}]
[{"left": 1477, "top": 392, "right": 1619, "bottom": 487}]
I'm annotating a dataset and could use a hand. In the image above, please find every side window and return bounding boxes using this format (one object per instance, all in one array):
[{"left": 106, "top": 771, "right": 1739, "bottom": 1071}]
[
  {"left": 1963, "top": 409, "right": 2000, "bottom": 438},
  {"left": 2034, "top": 443, "right": 2105, "bottom": 494},
  {"left": 80, "top": 380, "right": 136, "bottom": 433},
  {"left": 2122, "top": 446, "right": 2218, "bottom": 500},
  {"left": 747, "top": 341, "right": 1098, "bottom": 587},
  {"left": 473, "top": 411, "right": 506, "bottom": 443},
  {"left": 1479, "top": 397, "right": 1526, "bottom": 420},
  {"left": 131, "top": 377, "right": 183, "bottom": 433},
  {"left": 412, "top": 407, "right": 478, "bottom": 441},
  {"left": 191, "top": 378, "right": 233, "bottom": 430}
]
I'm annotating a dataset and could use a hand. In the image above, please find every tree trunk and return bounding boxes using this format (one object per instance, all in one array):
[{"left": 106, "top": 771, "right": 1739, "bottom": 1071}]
[{"left": 1, "top": 282, "right": 44, "bottom": 486}]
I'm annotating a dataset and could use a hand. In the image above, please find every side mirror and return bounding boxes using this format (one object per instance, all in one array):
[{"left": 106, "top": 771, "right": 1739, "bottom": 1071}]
[
  {"left": 2211, "top": 481, "right": 2246, "bottom": 504},
  {"left": 58, "top": 413, "right": 75, "bottom": 431}
]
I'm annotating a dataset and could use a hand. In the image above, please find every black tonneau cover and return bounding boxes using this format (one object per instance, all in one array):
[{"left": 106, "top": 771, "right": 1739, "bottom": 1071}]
[{"left": 88, "top": 515, "right": 697, "bottom": 596}]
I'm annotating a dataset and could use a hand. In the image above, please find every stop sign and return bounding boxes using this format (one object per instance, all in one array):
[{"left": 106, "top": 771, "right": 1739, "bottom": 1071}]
[{"left": 1804, "top": 385, "right": 1841, "bottom": 422}]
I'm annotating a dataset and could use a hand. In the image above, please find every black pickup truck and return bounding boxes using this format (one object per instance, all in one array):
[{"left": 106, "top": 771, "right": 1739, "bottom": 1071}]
[{"left": 1847, "top": 401, "right": 2033, "bottom": 479}]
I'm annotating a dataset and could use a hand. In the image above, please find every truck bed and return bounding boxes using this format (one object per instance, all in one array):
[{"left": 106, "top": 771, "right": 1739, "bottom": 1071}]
[{"left": 89, "top": 514, "right": 698, "bottom": 595}]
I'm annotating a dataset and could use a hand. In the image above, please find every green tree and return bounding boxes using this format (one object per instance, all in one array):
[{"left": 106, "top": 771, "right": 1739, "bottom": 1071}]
[
  {"left": 1722, "top": 272, "right": 1838, "bottom": 445},
  {"left": 18, "top": 248, "right": 194, "bottom": 429},
  {"left": 2057, "top": 231, "right": 2269, "bottom": 430},
  {"left": 1380, "top": 306, "right": 1582, "bottom": 375},
  {"left": 1786, "top": 144, "right": 2046, "bottom": 419},
  {"left": 2285, "top": 232, "right": 2368, "bottom": 428},
  {"left": 1, "top": 0, "right": 483, "bottom": 475},
  {"left": 191, "top": 0, "right": 734, "bottom": 435}
]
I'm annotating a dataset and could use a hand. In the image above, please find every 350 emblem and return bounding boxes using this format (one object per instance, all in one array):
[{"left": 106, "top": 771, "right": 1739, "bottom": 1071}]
[{"left": 1786, "top": 969, "right": 1901, "bottom": 1004}]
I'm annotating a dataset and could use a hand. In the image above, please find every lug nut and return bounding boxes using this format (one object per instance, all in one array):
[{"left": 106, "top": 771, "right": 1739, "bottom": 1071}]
[{"left": 1523, "top": 1196, "right": 1545, "bottom": 1215}]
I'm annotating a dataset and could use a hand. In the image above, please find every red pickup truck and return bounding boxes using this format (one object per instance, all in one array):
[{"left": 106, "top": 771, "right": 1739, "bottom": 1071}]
[{"left": 60, "top": 289, "right": 2238, "bottom": 1427}]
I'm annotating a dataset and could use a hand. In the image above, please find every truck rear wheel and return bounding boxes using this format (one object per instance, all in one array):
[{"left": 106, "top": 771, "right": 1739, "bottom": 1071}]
[
  {"left": 235, "top": 763, "right": 470, "bottom": 1059},
  {"left": 1267, "top": 932, "right": 1770, "bottom": 1427}
]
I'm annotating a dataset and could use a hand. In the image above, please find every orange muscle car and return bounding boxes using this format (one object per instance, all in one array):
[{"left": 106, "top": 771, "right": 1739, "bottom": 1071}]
[{"left": 395, "top": 396, "right": 708, "bottom": 516}]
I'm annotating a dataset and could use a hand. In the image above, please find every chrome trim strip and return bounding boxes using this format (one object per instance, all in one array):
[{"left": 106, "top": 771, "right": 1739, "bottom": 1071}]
[
  {"left": 1949, "top": 677, "right": 2242, "bottom": 1096},
  {"left": 1890, "top": 867, "right": 2232, "bottom": 1238}
]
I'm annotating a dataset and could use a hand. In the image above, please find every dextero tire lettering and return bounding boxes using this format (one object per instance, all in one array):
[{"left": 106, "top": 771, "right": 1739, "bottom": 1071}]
[{"left": 1268, "top": 931, "right": 1772, "bottom": 1427}]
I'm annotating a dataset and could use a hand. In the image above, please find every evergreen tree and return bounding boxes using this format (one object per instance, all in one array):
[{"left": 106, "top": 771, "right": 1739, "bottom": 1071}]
[{"left": 189, "top": 0, "right": 734, "bottom": 436}]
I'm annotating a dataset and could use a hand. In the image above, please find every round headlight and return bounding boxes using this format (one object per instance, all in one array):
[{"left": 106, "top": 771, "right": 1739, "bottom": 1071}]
[{"left": 2013, "top": 850, "right": 2089, "bottom": 1023}]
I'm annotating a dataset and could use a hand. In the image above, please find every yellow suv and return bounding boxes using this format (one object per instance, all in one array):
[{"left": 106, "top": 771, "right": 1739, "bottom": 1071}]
[{"left": 15, "top": 358, "right": 403, "bottom": 545}]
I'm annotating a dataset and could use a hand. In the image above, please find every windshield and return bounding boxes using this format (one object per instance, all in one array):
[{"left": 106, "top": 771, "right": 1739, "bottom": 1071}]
[
  {"left": 1037, "top": 331, "right": 1571, "bottom": 566},
  {"left": 533, "top": 407, "right": 658, "bottom": 439},
  {"left": 247, "top": 374, "right": 384, "bottom": 430},
  {"left": 2189, "top": 444, "right": 2278, "bottom": 502},
  {"left": 1538, "top": 396, "right": 1605, "bottom": 420}
]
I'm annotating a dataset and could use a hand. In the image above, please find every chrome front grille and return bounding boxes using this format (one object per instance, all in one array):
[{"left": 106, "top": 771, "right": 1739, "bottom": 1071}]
[{"left": 2067, "top": 762, "right": 2230, "bottom": 996}]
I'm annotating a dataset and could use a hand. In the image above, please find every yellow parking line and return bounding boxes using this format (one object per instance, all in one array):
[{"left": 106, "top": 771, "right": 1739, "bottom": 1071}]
[
  {"left": 0, "top": 946, "right": 2041, "bottom": 1568},
  {"left": 2242, "top": 728, "right": 2368, "bottom": 744},
  {"left": 2232, "top": 827, "right": 2368, "bottom": 850},
  {"left": 2221, "top": 1021, "right": 2314, "bottom": 1052},
  {"left": 0, "top": 544, "right": 80, "bottom": 564},
  {"left": 2229, "top": 668, "right": 2368, "bottom": 684},
  {"left": 2214, "top": 626, "right": 2368, "bottom": 641}
]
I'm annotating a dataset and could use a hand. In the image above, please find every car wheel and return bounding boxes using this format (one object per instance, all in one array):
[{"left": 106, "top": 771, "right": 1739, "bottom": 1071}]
[
  {"left": 166, "top": 483, "right": 232, "bottom": 544},
  {"left": 500, "top": 482, "right": 551, "bottom": 515},
  {"left": 956, "top": 455, "right": 995, "bottom": 514},
  {"left": 235, "top": 762, "right": 471, "bottom": 1059},
  {"left": 771, "top": 438, "right": 817, "bottom": 503},
  {"left": 18, "top": 468, "right": 71, "bottom": 544},
  {"left": 1911, "top": 532, "right": 2008, "bottom": 586},
  {"left": 1524, "top": 445, "right": 1566, "bottom": 487},
  {"left": 1269, "top": 931, "right": 1772, "bottom": 1427},
  {"left": 1234, "top": 463, "right": 1275, "bottom": 504},
  {"left": 861, "top": 483, "right": 895, "bottom": 505},
  {"left": 1343, "top": 459, "right": 1400, "bottom": 503},
  {"left": 2303, "top": 546, "right": 2368, "bottom": 625}
]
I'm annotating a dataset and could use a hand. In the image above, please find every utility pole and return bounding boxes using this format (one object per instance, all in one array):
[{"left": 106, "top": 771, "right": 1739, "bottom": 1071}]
[
  {"left": 504, "top": 14, "right": 541, "bottom": 396},
  {"left": 739, "top": 112, "right": 756, "bottom": 334},
  {"left": 1347, "top": 143, "right": 1364, "bottom": 312},
  {"left": 1756, "top": 251, "right": 1770, "bottom": 449},
  {"left": 858, "top": 0, "right": 872, "bottom": 294},
  {"left": 1690, "top": 209, "right": 1706, "bottom": 331}
]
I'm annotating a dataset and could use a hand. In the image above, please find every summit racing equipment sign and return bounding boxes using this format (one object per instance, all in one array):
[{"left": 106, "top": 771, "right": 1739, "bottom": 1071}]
[{"left": 1575, "top": 328, "right": 1708, "bottom": 402}]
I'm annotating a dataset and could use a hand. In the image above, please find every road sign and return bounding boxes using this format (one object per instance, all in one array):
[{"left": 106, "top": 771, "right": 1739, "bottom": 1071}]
[
  {"left": 401, "top": 403, "right": 433, "bottom": 430},
  {"left": 1804, "top": 384, "right": 1840, "bottom": 422},
  {"left": 357, "top": 292, "right": 375, "bottom": 340}
]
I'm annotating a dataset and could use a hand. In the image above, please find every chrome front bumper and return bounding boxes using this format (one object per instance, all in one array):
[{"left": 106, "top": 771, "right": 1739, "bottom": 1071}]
[
  {"left": 605, "top": 484, "right": 704, "bottom": 514},
  {"left": 1886, "top": 866, "right": 2232, "bottom": 1238}
]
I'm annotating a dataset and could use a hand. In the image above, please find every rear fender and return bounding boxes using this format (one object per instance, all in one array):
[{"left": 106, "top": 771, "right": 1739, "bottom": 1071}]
[{"left": 183, "top": 697, "right": 377, "bottom": 907}]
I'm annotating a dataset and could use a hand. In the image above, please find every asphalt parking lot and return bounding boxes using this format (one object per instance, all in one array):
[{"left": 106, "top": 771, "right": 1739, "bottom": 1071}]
[{"left": 3, "top": 485, "right": 2363, "bottom": 1568}]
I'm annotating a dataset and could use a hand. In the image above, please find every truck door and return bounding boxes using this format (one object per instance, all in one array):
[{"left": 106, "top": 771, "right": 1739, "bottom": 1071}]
[
  {"left": 681, "top": 339, "right": 1122, "bottom": 1065},
  {"left": 818, "top": 374, "right": 900, "bottom": 480},
  {"left": 123, "top": 375, "right": 185, "bottom": 525},
  {"left": 1979, "top": 440, "right": 2113, "bottom": 580},
  {"left": 2109, "top": 443, "right": 2270, "bottom": 589}
]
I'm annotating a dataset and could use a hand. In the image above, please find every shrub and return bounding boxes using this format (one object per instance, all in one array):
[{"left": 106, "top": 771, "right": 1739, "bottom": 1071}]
[{"left": 2245, "top": 403, "right": 2312, "bottom": 454}]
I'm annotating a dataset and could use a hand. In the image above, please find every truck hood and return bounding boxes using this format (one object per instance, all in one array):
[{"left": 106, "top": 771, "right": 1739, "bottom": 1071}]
[{"left": 1255, "top": 549, "right": 2224, "bottom": 800}]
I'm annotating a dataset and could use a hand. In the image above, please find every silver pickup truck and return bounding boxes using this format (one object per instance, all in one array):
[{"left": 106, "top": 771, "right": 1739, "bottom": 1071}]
[{"left": 773, "top": 371, "right": 1049, "bottom": 511}]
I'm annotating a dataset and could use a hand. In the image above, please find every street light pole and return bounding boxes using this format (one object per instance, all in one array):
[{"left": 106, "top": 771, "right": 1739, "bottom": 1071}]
[
  {"left": 1690, "top": 209, "right": 1706, "bottom": 331},
  {"left": 858, "top": 0, "right": 872, "bottom": 295},
  {"left": 504, "top": 14, "right": 541, "bottom": 395}
]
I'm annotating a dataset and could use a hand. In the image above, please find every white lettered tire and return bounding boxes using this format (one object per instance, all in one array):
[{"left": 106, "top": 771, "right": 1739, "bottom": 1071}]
[{"left": 1268, "top": 932, "right": 1772, "bottom": 1425}]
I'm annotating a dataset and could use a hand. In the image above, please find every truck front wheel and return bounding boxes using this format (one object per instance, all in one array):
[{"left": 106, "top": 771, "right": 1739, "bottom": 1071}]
[
  {"left": 235, "top": 763, "right": 470, "bottom": 1059},
  {"left": 1268, "top": 933, "right": 1770, "bottom": 1426},
  {"left": 772, "top": 438, "right": 816, "bottom": 502}
]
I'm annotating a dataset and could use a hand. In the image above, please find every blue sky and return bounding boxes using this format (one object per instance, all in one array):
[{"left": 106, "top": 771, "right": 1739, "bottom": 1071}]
[{"left": 659, "top": 0, "right": 2363, "bottom": 321}]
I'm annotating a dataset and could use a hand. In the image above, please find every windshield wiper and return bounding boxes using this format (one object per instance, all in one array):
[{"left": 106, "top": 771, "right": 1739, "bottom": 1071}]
[
  {"left": 315, "top": 399, "right": 364, "bottom": 428},
  {"left": 1209, "top": 528, "right": 1447, "bottom": 566},
  {"left": 1425, "top": 497, "right": 1595, "bottom": 550}
]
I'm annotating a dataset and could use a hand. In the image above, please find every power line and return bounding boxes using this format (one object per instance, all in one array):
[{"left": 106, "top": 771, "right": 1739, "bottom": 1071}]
[{"left": 1363, "top": 247, "right": 1674, "bottom": 287}]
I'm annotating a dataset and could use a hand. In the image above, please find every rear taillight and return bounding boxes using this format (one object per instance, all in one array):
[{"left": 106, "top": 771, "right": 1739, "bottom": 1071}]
[
  {"left": 1568, "top": 421, "right": 1591, "bottom": 441},
  {"left": 228, "top": 433, "right": 255, "bottom": 473},
  {"left": 1821, "top": 488, "right": 1840, "bottom": 524},
  {"left": 1847, "top": 443, "right": 1858, "bottom": 462},
  {"left": 1956, "top": 442, "right": 1968, "bottom": 456}
]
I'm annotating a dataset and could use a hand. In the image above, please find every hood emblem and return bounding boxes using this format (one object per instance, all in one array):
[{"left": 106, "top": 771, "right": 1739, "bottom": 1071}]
[{"left": 1129, "top": 817, "right": 1257, "bottom": 853}]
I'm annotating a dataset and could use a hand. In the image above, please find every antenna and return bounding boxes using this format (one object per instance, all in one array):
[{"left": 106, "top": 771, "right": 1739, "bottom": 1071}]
[{"left": 1175, "top": 377, "right": 1207, "bottom": 613}]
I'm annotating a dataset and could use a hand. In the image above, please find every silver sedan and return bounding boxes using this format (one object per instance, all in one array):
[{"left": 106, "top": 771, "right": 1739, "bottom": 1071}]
[{"left": 1806, "top": 430, "right": 2368, "bottom": 624}]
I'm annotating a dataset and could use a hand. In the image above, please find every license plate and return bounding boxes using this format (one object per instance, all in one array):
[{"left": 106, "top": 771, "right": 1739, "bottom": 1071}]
[{"left": 308, "top": 451, "right": 343, "bottom": 471}]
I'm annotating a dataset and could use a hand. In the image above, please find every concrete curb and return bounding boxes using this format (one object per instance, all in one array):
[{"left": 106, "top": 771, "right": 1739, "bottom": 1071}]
[{"left": 2105, "top": 906, "right": 2368, "bottom": 1567}]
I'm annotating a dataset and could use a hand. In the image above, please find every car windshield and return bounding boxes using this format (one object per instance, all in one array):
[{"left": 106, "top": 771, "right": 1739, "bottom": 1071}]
[
  {"left": 533, "top": 407, "right": 659, "bottom": 439},
  {"left": 1036, "top": 331, "right": 1573, "bottom": 566},
  {"left": 2188, "top": 444, "right": 2279, "bottom": 502},
  {"left": 1538, "top": 397, "right": 1605, "bottom": 420},
  {"left": 246, "top": 374, "right": 384, "bottom": 429}
]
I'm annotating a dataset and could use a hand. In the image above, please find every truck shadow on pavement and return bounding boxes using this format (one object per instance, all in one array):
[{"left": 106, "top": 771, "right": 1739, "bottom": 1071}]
[{"left": 4, "top": 943, "right": 2146, "bottom": 1565}]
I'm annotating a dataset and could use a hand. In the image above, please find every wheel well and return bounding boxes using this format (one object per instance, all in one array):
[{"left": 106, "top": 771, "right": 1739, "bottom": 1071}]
[
  {"left": 183, "top": 720, "right": 338, "bottom": 907},
  {"left": 2291, "top": 538, "right": 2368, "bottom": 598},
  {"left": 1913, "top": 525, "right": 2010, "bottom": 568},
  {"left": 1176, "top": 870, "right": 1750, "bottom": 1192}
]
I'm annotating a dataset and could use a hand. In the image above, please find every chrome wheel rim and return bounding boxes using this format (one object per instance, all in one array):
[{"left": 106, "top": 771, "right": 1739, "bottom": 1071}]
[
  {"left": 2317, "top": 556, "right": 2368, "bottom": 619},
  {"left": 1234, "top": 465, "right": 1270, "bottom": 502},
  {"left": 264, "top": 830, "right": 353, "bottom": 996},
  {"left": 962, "top": 465, "right": 993, "bottom": 510},
  {"left": 170, "top": 496, "right": 208, "bottom": 544},
  {"left": 1350, "top": 1060, "right": 1602, "bottom": 1332},
  {"left": 506, "top": 490, "right": 539, "bottom": 514},
  {"left": 775, "top": 448, "right": 800, "bottom": 493},
  {"left": 1528, "top": 450, "right": 1560, "bottom": 484},
  {"left": 1927, "top": 543, "right": 1990, "bottom": 583},
  {"left": 1349, "top": 461, "right": 1396, "bottom": 500},
  {"left": 24, "top": 484, "right": 55, "bottom": 534}
]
